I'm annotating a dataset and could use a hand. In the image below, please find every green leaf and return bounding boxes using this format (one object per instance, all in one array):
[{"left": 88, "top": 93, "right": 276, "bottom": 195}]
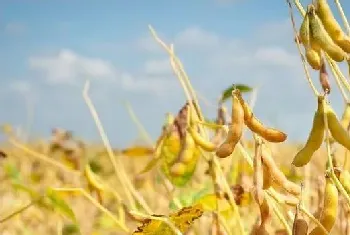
[
  {"left": 97, "top": 213, "right": 117, "bottom": 229},
  {"left": 62, "top": 223, "right": 81, "bottom": 235},
  {"left": 220, "top": 84, "right": 253, "bottom": 103},
  {"left": 11, "top": 182, "right": 41, "bottom": 199},
  {"left": 4, "top": 163, "right": 21, "bottom": 181},
  {"left": 89, "top": 159, "right": 103, "bottom": 173},
  {"left": 46, "top": 188, "right": 77, "bottom": 222},
  {"left": 169, "top": 186, "right": 212, "bottom": 210},
  {"left": 11, "top": 182, "right": 51, "bottom": 209}
]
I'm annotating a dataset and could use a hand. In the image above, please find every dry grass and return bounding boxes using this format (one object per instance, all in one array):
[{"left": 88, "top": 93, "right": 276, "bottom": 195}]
[{"left": 2, "top": 1, "right": 350, "bottom": 234}]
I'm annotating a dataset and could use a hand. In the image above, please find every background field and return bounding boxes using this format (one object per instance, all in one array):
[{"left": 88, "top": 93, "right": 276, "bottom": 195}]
[{"left": 2, "top": 0, "right": 350, "bottom": 235}]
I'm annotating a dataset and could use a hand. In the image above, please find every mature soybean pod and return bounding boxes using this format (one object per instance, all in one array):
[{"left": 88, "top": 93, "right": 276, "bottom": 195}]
[
  {"left": 299, "top": 11, "right": 322, "bottom": 70},
  {"left": 292, "top": 96, "right": 325, "bottom": 167},
  {"left": 253, "top": 193, "right": 272, "bottom": 235},
  {"left": 254, "top": 138, "right": 264, "bottom": 204},
  {"left": 309, "top": 177, "right": 338, "bottom": 234},
  {"left": 187, "top": 125, "right": 217, "bottom": 152},
  {"left": 335, "top": 36, "right": 350, "bottom": 53},
  {"left": 262, "top": 144, "right": 301, "bottom": 196},
  {"left": 262, "top": 164, "right": 272, "bottom": 189},
  {"left": 308, "top": 4, "right": 347, "bottom": 62},
  {"left": 216, "top": 90, "right": 244, "bottom": 158},
  {"left": 315, "top": 0, "right": 343, "bottom": 40},
  {"left": 176, "top": 134, "right": 196, "bottom": 164},
  {"left": 340, "top": 103, "right": 350, "bottom": 130},
  {"left": 299, "top": 12, "right": 310, "bottom": 46},
  {"left": 306, "top": 48, "right": 322, "bottom": 70},
  {"left": 170, "top": 162, "right": 187, "bottom": 177},
  {"left": 330, "top": 103, "right": 350, "bottom": 144},
  {"left": 235, "top": 90, "right": 287, "bottom": 143},
  {"left": 339, "top": 170, "right": 350, "bottom": 195},
  {"left": 326, "top": 103, "right": 350, "bottom": 151},
  {"left": 292, "top": 205, "right": 308, "bottom": 235},
  {"left": 315, "top": 0, "right": 350, "bottom": 53}
]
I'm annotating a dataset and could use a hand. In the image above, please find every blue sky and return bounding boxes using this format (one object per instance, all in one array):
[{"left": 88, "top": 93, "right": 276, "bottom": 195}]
[{"left": 1, "top": 0, "right": 349, "bottom": 147}]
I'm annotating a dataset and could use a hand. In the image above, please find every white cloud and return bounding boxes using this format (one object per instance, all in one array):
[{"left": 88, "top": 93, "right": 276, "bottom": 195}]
[
  {"left": 27, "top": 49, "right": 176, "bottom": 96},
  {"left": 28, "top": 49, "right": 117, "bottom": 84},
  {"left": 9, "top": 80, "right": 32, "bottom": 94},
  {"left": 174, "top": 27, "right": 222, "bottom": 49},
  {"left": 253, "top": 46, "right": 299, "bottom": 67},
  {"left": 121, "top": 72, "right": 176, "bottom": 95},
  {"left": 143, "top": 59, "right": 172, "bottom": 75},
  {"left": 254, "top": 19, "right": 294, "bottom": 43},
  {"left": 135, "top": 33, "right": 166, "bottom": 54},
  {"left": 4, "top": 22, "right": 26, "bottom": 35}
]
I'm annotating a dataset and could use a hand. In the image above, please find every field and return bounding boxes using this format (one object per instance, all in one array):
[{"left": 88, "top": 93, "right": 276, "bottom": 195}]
[{"left": 2, "top": 0, "right": 350, "bottom": 235}]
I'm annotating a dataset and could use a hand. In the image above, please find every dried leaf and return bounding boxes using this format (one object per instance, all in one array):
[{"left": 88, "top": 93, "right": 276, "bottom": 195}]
[{"left": 133, "top": 204, "right": 204, "bottom": 235}]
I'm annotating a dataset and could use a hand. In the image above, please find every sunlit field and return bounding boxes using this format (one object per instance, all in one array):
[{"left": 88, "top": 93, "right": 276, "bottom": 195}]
[{"left": 2, "top": 1, "right": 350, "bottom": 235}]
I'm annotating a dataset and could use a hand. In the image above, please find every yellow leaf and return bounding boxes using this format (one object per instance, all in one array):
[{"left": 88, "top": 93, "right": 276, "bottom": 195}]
[
  {"left": 194, "top": 194, "right": 231, "bottom": 212},
  {"left": 169, "top": 204, "right": 203, "bottom": 232},
  {"left": 122, "top": 146, "right": 154, "bottom": 157},
  {"left": 132, "top": 204, "right": 204, "bottom": 235}
]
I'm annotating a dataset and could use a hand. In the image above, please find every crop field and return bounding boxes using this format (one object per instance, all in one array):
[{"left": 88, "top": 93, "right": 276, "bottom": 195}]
[{"left": 2, "top": 0, "right": 350, "bottom": 234}]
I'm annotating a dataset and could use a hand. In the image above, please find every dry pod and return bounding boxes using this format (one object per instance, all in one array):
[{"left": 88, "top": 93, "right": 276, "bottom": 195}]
[
  {"left": 292, "top": 184, "right": 308, "bottom": 235},
  {"left": 319, "top": 61, "right": 330, "bottom": 94},
  {"left": 292, "top": 96, "right": 325, "bottom": 167},
  {"left": 340, "top": 102, "right": 350, "bottom": 130},
  {"left": 339, "top": 170, "right": 350, "bottom": 195},
  {"left": 315, "top": 0, "right": 350, "bottom": 53},
  {"left": 299, "top": 12, "right": 322, "bottom": 70},
  {"left": 308, "top": 4, "right": 347, "bottom": 62},
  {"left": 309, "top": 176, "right": 338, "bottom": 234},
  {"left": 253, "top": 136, "right": 264, "bottom": 204},
  {"left": 188, "top": 125, "right": 217, "bottom": 152},
  {"left": 299, "top": 11, "right": 310, "bottom": 46},
  {"left": 216, "top": 89, "right": 244, "bottom": 158},
  {"left": 253, "top": 193, "right": 272, "bottom": 235},
  {"left": 335, "top": 168, "right": 350, "bottom": 195},
  {"left": 292, "top": 205, "right": 308, "bottom": 235},
  {"left": 306, "top": 48, "right": 322, "bottom": 70},
  {"left": 235, "top": 90, "right": 287, "bottom": 143},
  {"left": 262, "top": 164, "right": 272, "bottom": 189},
  {"left": 325, "top": 101, "right": 350, "bottom": 151},
  {"left": 262, "top": 143, "right": 301, "bottom": 195}
]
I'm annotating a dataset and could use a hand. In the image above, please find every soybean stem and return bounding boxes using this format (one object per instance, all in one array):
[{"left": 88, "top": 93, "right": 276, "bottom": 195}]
[
  {"left": 334, "top": 0, "right": 350, "bottom": 36},
  {"left": 83, "top": 81, "right": 152, "bottom": 214},
  {"left": 287, "top": 0, "right": 320, "bottom": 97},
  {"left": 52, "top": 187, "right": 129, "bottom": 232}
]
